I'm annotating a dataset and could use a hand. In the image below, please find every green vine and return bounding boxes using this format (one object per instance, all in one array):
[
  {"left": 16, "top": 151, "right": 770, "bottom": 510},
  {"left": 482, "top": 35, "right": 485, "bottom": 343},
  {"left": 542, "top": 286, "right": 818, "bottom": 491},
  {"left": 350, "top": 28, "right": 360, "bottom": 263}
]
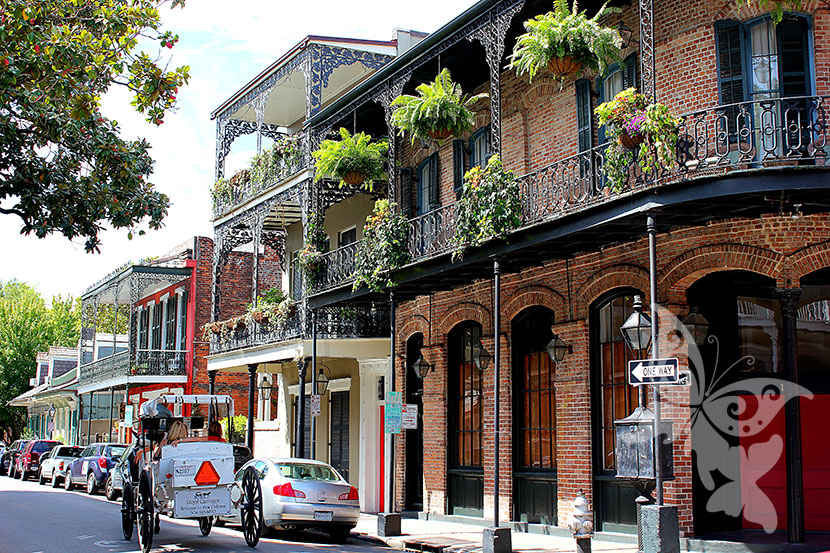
[
  {"left": 452, "top": 155, "right": 523, "bottom": 261},
  {"left": 353, "top": 199, "right": 411, "bottom": 292}
]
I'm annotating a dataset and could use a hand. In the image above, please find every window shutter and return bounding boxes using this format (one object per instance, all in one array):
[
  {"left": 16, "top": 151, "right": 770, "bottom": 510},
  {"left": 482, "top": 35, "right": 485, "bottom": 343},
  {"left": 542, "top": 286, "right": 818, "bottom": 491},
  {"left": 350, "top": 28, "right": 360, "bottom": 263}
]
[
  {"left": 452, "top": 140, "right": 465, "bottom": 195},
  {"left": 428, "top": 153, "right": 440, "bottom": 208},
  {"left": 575, "top": 79, "right": 593, "bottom": 153},
  {"left": 624, "top": 53, "right": 638, "bottom": 90},
  {"left": 401, "top": 167, "right": 415, "bottom": 217},
  {"left": 777, "top": 16, "right": 809, "bottom": 98},
  {"left": 715, "top": 21, "right": 746, "bottom": 106}
]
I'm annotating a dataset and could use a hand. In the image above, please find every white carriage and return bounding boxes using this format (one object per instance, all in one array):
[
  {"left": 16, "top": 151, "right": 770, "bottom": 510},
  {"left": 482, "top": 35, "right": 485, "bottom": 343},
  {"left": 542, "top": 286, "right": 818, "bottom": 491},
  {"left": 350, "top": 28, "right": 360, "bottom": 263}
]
[{"left": 120, "top": 394, "right": 263, "bottom": 552}]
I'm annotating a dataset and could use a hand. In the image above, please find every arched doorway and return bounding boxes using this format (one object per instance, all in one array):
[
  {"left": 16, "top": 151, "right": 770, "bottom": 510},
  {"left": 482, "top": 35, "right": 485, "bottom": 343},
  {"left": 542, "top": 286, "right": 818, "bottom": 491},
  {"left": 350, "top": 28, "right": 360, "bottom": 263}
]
[
  {"left": 590, "top": 290, "right": 641, "bottom": 532},
  {"left": 447, "top": 322, "right": 484, "bottom": 517},
  {"left": 511, "top": 306, "right": 557, "bottom": 525},
  {"left": 404, "top": 332, "right": 425, "bottom": 511}
]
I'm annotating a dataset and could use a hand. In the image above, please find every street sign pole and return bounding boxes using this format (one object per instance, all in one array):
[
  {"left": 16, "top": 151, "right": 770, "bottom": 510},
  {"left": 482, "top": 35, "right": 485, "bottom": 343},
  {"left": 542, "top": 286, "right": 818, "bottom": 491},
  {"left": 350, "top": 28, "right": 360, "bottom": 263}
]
[{"left": 647, "top": 214, "right": 664, "bottom": 507}]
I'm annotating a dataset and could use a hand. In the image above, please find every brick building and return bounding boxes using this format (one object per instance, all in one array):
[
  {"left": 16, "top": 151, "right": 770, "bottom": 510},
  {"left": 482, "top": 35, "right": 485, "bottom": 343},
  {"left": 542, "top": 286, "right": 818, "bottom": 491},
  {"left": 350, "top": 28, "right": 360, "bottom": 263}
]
[
  {"left": 289, "top": 0, "right": 830, "bottom": 547},
  {"left": 76, "top": 237, "right": 251, "bottom": 444}
]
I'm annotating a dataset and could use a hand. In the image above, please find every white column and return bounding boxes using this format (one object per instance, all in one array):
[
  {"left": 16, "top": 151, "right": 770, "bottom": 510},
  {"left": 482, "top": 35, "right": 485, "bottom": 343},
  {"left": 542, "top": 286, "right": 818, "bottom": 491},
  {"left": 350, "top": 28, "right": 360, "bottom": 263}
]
[{"left": 358, "top": 358, "right": 387, "bottom": 514}]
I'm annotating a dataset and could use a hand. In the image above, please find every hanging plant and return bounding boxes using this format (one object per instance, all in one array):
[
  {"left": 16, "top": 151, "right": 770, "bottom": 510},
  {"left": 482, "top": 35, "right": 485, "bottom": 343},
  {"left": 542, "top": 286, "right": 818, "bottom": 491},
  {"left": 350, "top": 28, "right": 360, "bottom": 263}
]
[
  {"left": 353, "top": 199, "right": 411, "bottom": 292},
  {"left": 451, "top": 155, "right": 523, "bottom": 261},
  {"left": 297, "top": 242, "right": 324, "bottom": 281},
  {"left": 390, "top": 68, "right": 488, "bottom": 144},
  {"left": 245, "top": 293, "right": 296, "bottom": 328},
  {"left": 595, "top": 88, "right": 681, "bottom": 190},
  {"left": 313, "top": 128, "right": 388, "bottom": 190},
  {"left": 508, "top": 0, "right": 622, "bottom": 82}
]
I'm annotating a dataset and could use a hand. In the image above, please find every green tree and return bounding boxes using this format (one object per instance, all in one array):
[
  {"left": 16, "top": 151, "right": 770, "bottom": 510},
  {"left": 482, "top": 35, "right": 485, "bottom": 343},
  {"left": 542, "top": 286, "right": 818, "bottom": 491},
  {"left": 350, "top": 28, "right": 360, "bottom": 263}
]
[
  {"left": 0, "top": 281, "right": 81, "bottom": 439},
  {"left": 0, "top": 0, "right": 191, "bottom": 252}
]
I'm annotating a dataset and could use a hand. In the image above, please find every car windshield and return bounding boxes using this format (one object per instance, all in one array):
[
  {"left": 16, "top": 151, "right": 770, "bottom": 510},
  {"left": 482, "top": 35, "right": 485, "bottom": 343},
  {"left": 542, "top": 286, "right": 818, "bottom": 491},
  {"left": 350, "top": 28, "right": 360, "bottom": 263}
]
[
  {"left": 33, "top": 442, "right": 57, "bottom": 453},
  {"left": 277, "top": 463, "right": 341, "bottom": 482},
  {"left": 106, "top": 446, "right": 127, "bottom": 458}
]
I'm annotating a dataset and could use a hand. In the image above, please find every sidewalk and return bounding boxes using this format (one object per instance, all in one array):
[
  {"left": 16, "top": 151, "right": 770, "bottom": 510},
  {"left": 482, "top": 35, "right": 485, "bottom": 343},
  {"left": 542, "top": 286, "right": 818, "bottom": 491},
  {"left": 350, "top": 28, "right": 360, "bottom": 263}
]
[{"left": 353, "top": 514, "right": 639, "bottom": 553}]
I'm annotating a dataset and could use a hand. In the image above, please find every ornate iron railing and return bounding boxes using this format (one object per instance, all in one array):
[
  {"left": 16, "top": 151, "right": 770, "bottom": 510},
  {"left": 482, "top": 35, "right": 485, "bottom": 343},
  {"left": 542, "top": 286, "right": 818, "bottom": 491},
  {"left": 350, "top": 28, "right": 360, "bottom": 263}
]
[
  {"left": 212, "top": 133, "right": 308, "bottom": 219},
  {"left": 79, "top": 349, "right": 187, "bottom": 386},
  {"left": 308, "top": 242, "right": 359, "bottom": 294},
  {"left": 316, "top": 304, "right": 390, "bottom": 338},
  {"left": 209, "top": 304, "right": 305, "bottom": 355},
  {"left": 309, "top": 95, "right": 830, "bottom": 294}
]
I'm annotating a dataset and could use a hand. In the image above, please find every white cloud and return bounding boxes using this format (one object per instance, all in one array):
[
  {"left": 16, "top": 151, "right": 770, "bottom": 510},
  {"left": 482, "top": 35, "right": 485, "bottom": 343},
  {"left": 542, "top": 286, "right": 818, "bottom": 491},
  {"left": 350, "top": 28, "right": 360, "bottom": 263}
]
[{"left": 0, "top": 0, "right": 477, "bottom": 299}]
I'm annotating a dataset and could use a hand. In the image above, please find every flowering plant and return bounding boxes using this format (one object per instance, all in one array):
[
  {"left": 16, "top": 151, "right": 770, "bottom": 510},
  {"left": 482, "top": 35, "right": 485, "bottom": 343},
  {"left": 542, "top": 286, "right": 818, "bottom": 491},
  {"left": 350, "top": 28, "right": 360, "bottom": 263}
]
[
  {"left": 595, "top": 88, "right": 681, "bottom": 190},
  {"left": 297, "top": 242, "right": 324, "bottom": 280},
  {"left": 273, "top": 134, "right": 302, "bottom": 162},
  {"left": 452, "top": 155, "right": 523, "bottom": 260},
  {"left": 353, "top": 199, "right": 411, "bottom": 292}
]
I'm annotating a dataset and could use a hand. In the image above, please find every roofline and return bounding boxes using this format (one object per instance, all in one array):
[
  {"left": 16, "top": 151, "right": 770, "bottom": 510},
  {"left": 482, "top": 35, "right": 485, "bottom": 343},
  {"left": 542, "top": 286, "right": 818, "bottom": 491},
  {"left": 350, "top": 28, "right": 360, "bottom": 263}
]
[
  {"left": 304, "top": 0, "right": 496, "bottom": 129},
  {"left": 210, "top": 34, "right": 398, "bottom": 121},
  {"left": 81, "top": 265, "right": 191, "bottom": 300}
]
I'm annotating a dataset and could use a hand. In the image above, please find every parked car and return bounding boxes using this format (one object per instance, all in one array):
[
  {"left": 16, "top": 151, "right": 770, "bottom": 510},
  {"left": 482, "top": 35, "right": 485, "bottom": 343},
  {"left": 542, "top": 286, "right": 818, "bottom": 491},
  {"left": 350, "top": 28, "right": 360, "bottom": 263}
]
[
  {"left": 63, "top": 442, "right": 128, "bottom": 495},
  {"left": 38, "top": 445, "right": 83, "bottom": 487},
  {"left": 1, "top": 440, "right": 29, "bottom": 477},
  {"left": 104, "top": 442, "right": 137, "bottom": 501},
  {"left": 220, "top": 458, "right": 359, "bottom": 542},
  {"left": 16, "top": 440, "right": 61, "bottom": 481}
]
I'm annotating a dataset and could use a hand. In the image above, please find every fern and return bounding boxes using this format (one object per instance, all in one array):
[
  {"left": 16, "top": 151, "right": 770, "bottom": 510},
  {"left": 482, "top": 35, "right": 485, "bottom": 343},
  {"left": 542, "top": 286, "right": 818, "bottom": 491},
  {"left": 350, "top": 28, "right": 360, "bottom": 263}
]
[
  {"left": 312, "top": 128, "right": 388, "bottom": 191},
  {"left": 390, "top": 69, "right": 488, "bottom": 144}
]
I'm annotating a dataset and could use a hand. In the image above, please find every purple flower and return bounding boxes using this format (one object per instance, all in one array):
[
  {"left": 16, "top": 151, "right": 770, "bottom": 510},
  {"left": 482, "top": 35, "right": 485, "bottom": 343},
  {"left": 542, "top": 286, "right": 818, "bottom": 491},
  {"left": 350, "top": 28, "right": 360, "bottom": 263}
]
[{"left": 624, "top": 111, "right": 646, "bottom": 135}]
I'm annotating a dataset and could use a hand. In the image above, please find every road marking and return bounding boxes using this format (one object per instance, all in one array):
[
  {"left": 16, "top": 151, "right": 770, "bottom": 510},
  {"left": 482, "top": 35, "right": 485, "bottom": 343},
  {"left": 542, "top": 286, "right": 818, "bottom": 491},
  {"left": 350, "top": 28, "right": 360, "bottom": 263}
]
[
  {"left": 76, "top": 535, "right": 95, "bottom": 540},
  {"left": 94, "top": 540, "right": 122, "bottom": 547}
]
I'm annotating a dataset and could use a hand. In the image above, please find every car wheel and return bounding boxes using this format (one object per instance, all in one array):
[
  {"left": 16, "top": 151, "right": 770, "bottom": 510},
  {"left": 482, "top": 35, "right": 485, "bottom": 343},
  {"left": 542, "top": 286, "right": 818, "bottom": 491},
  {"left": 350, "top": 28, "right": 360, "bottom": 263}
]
[
  {"left": 105, "top": 475, "right": 119, "bottom": 501},
  {"left": 51, "top": 473, "right": 61, "bottom": 488},
  {"left": 38, "top": 469, "right": 46, "bottom": 485},
  {"left": 64, "top": 472, "right": 73, "bottom": 491},
  {"left": 19, "top": 468, "right": 27, "bottom": 481},
  {"left": 87, "top": 473, "right": 99, "bottom": 495},
  {"left": 8, "top": 465, "right": 15, "bottom": 479}
]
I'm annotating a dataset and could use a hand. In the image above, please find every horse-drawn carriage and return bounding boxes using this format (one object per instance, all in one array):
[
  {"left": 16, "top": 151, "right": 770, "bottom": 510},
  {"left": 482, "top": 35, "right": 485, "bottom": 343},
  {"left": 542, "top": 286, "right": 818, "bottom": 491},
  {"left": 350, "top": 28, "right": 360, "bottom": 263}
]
[{"left": 120, "top": 394, "right": 263, "bottom": 552}]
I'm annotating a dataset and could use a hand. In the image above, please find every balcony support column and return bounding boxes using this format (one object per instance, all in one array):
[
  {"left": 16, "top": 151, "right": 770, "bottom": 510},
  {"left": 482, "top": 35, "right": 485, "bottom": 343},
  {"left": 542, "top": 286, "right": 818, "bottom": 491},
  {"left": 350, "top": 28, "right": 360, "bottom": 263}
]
[
  {"left": 112, "top": 282, "right": 119, "bottom": 373},
  {"left": 311, "top": 310, "right": 318, "bottom": 459},
  {"left": 208, "top": 370, "right": 217, "bottom": 421},
  {"left": 296, "top": 357, "right": 309, "bottom": 458},
  {"left": 252, "top": 212, "right": 263, "bottom": 306},
  {"left": 640, "top": 0, "right": 656, "bottom": 101},
  {"left": 247, "top": 364, "right": 257, "bottom": 453},
  {"left": 108, "top": 387, "right": 115, "bottom": 442},
  {"left": 86, "top": 391, "right": 93, "bottom": 446}
]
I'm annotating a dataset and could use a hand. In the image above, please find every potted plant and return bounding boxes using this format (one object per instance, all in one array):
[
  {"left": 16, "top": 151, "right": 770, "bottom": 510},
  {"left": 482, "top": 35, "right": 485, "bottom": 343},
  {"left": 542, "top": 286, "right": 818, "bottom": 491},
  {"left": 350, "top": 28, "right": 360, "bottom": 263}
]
[
  {"left": 452, "top": 155, "right": 523, "bottom": 260},
  {"left": 595, "top": 87, "right": 681, "bottom": 190},
  {"left": 390, "top": 68, "right": 488, "bottom": 143},
  {"left": 353, "top": 199, "right": 411, "bottom": 292},
  {"left": 313, "top": 128, "right": 388, "bottom": 190},
  {"left": 508, "top": 0, "right": 622, "bottom": 82},
  {"left": 298, "top": 242, "right": 324, "bottom": 279}
]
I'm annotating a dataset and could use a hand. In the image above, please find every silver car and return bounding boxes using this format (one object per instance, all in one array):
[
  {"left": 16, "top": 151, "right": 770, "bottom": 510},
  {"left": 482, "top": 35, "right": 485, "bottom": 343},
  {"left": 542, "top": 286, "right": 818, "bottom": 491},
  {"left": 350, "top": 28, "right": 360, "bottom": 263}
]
[
  {"left": 38, "top": 445, "right": 83, "bottom": 487},
  {"left": 223, "top": 458, "right": 359, "bottom": 542}
]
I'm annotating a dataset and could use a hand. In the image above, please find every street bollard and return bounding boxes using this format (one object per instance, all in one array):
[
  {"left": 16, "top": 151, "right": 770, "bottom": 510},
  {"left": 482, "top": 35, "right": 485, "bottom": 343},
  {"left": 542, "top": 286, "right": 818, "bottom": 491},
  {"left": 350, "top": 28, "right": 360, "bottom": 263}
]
[{"left": 568, "top": 490, "right": 594, "bottom": 553}]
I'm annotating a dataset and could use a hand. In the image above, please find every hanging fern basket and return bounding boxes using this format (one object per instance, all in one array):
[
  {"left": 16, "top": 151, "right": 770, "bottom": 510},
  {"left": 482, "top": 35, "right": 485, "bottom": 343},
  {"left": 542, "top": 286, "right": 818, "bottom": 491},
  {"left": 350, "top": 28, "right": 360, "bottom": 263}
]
[
  {"left": 546, "top": 56, "right": 581, "bottom": 79},
  {"left": 618, "top": 130, "right": 645, "bottom": 149},
  {"left": 342, "top": 171, "right": 366, "bottom": 186},
  {"left": 427, "top": 128, "right": 454, "bottom": 140}
]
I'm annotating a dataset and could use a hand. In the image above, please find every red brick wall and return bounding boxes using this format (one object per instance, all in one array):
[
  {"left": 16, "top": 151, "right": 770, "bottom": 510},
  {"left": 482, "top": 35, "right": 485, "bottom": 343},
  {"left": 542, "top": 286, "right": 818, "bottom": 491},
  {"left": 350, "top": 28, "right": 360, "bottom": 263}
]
[{"left": 394, "top": 213, "right": 830, "bottom": 536}]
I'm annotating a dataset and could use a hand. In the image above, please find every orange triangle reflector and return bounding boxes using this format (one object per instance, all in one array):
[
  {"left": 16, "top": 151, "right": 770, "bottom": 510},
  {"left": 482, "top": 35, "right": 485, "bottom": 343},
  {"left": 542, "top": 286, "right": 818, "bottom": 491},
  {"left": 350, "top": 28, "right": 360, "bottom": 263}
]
[{"left": 194, "top": 461, "right": 221, "bottom": 486}]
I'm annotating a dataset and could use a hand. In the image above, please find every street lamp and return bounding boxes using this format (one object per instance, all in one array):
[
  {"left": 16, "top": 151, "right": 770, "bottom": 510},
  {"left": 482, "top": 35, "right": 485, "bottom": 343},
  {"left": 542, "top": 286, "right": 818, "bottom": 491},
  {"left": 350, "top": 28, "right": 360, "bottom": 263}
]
[
  {"left": 258, "top": 374, "right": 273, "bottom": 401},
  {"left": 545, "top": 334, "right": 572, "bottom": 362},
  {"left": 316, "top": 365, "right": 331, "bottom": 396},
  {"left": 411, "top": 353, "right": 432, "bottom": 379},
  {"left": 620, "top": 295, "right": 652, "bottom": 355},
  {"left": 682, "top": 307, "right": 709, "bottom": 346},
  {"left": 471, "top": 342, "right": 492, "bottom": 371}
]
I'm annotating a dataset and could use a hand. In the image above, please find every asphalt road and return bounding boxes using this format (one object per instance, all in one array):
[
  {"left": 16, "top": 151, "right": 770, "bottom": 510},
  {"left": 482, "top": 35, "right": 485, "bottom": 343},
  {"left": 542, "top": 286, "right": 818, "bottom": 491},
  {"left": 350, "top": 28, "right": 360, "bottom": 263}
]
[{"left": 0, "top": 473, "right": 387, "bottom": 553}]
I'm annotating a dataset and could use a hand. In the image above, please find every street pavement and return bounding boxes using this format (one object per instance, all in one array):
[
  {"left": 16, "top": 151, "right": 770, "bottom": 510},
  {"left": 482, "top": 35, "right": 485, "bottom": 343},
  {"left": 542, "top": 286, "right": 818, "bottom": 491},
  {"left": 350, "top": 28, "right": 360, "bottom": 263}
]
[{"left": 0, "top": 473, "right": 390, "bottom": 553}]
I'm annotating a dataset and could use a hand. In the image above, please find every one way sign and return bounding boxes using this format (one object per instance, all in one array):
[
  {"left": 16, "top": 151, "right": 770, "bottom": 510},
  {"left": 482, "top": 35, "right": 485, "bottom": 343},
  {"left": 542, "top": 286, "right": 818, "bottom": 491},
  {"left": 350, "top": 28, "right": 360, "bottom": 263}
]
[{"left": 628, "top": 358, "right": 679, "bottom": 385}]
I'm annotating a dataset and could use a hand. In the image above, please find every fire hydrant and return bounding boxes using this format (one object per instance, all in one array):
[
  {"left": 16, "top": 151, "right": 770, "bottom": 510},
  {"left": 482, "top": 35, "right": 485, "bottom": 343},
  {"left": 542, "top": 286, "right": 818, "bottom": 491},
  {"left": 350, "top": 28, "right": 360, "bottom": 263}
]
[{"left": 568, "top": 490, "right": 594, "bottom": 553}]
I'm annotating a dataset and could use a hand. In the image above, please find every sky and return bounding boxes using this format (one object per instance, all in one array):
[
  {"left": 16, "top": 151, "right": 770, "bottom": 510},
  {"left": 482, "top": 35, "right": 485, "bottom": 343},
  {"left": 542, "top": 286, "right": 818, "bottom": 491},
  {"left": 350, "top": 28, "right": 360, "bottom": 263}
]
[{"left": 0, "top": 0, "right": 478, "bottom": 301}]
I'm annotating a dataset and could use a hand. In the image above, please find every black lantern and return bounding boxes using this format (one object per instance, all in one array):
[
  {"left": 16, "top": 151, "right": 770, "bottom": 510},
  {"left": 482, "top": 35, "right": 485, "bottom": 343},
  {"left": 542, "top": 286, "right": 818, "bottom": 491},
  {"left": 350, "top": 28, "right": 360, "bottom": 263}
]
[
  {"left": 614, "top": 406, "right": 674, "bottom": 481},
  {"left": 682, "top": 307, "right": 709, "bottom": 346},
  {"left": 545, "top": 334, "right": 572, "bottom": 362},
  {"left": 617, "top": 20, "right": 637, "bottom": 49},
  {"left": 411, "top": 353, "right": 432, "bottom": 379},
  {"left": 472, "top": 342, "right": 492, "bottom": 371},
  {"left": 258, "top": 374, "right": 273, "bottom": 401},
  {"left": 316, "top": 365, "right": 331, "bottom": 396},
  {"left": 620, "top": 295, "right": 652, "bottom": 354}
]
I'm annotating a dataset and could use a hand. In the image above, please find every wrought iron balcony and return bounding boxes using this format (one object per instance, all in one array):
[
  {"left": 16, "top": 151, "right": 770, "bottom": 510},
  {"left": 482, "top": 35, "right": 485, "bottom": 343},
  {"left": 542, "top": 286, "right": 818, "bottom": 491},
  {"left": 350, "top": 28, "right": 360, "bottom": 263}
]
[
  {"left": 80, "top": 350, "right": 187, "bottom": 386},
  {"left": 309, "top": 95, "right": 830, "bottom": 295},
  {"left": 208, "top": 305, "right": 305, "bottom": 355},
  {"left": 316, "top": 304, "right": 390, "bottom": 338},
  {"left": 212, "top": 133, "right": 309, "bottom": 220}
]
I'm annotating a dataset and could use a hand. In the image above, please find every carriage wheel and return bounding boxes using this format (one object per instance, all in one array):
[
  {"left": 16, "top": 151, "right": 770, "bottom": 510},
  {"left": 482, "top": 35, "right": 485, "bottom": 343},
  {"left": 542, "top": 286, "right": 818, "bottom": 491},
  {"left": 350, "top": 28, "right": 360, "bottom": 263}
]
[
  {"left": 198, "top": 516, "right": 213, "bottom": 537},
  {"left": 240, "top": 466, "right": 263, "bottom": 548},
  {"left": 136, "top": 472, "right": 154, "bottom": 553},
  {"left": 121, "top": 483, "right": 134, "bottom": 541}
]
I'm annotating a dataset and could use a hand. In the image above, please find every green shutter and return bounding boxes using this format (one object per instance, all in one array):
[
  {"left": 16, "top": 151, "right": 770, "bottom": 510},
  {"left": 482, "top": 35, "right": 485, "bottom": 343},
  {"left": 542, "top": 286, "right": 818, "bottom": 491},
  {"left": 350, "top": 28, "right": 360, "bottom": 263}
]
[
  {"left": 428, "top": 153, "right": 440, "bottom": 208},
  {"left": 777, "top": 16, "right": 810, "bottom": 98},
  {"left": 624, "top": 53, "right": 638, "bottom": 90},
  {"left": 452, "top": 139, "right": 465, "bottom": 196},
  {"left": 400, "top": 168, "right": 414, "bottom": 217},
  {"left": 575, "top": 79, "right": 592, "bottom": 152},
  {"left": 715, "top": 21, "right": 746, "bottom": 106}
]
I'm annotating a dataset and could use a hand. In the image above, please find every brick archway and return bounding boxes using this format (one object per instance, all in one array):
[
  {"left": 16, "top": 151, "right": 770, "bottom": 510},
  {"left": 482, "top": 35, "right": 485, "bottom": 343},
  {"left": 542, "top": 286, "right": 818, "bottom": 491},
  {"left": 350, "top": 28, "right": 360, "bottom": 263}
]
[
  {"left": 659, "top": 243, "right": 786, "bottom": 302},
  {"left": 787, "top": 240, "right": 830, "bottom": 286},
  {"left": 439, "top": 302, "right": 493, "bottom": 338},
  {"left": 504, "top": 284, "right": 566, "bottom": 326},
  {"left": 575, "top": 264, "right": 650, "bottom": 319}
]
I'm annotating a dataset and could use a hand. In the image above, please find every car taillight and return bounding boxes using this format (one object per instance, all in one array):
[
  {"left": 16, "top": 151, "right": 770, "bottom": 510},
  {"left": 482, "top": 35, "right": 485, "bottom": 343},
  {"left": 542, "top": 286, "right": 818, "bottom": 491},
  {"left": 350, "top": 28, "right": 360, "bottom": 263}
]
[
  {"left": 22, "top": 454, "right": 30, "bottom": 463},
  {"left": 338, "top": 486, "right": 359, "bottom": 501},
  {"left": 98, "top": 457, "right": 107, "bottom": 469},
  {"left": 273, "top": 483, "right": 306, "bottom": 498},
  {"left": 59, "top": 462, "right": 64, "bottom": 470}
]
